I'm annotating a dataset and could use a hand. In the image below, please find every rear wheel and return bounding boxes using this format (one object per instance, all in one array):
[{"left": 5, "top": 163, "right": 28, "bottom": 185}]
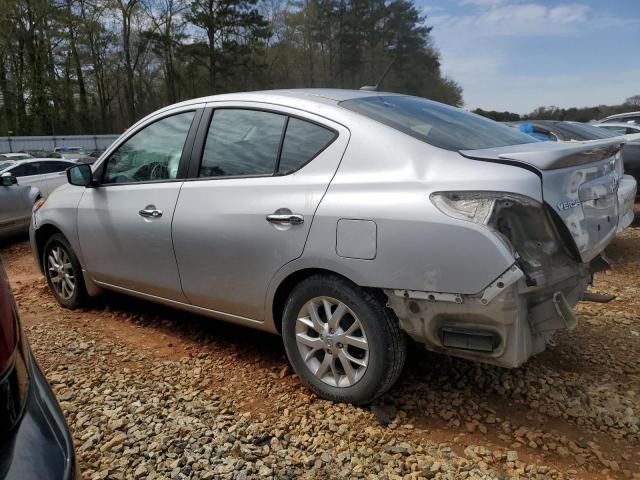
[
  {"left": 282, "top": 274, "right": 406, "bottom": 404},
  {"left": 43, "top": 234, "right": 88, "bottom": 309}
]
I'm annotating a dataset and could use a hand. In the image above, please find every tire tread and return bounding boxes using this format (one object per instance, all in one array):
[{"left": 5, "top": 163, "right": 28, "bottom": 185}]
[{"left": 282, "top": 274, "right": 406, "bottom": 404}]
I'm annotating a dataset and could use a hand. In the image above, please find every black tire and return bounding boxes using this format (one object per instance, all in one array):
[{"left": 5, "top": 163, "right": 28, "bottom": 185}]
[
  {"left": 43, "top": 233, "right": 88, "bottom": 309},
  {"left": 282, "top": 274, "right": 406, "bottom": 404}
]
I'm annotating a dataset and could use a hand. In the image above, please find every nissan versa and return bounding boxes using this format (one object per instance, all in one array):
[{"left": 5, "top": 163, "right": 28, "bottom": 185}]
[{"left": 30, "top": 90, "right": 624, "bottom": 404}]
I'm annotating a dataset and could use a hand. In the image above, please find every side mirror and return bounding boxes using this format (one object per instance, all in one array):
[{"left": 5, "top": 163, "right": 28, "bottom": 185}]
[
  {"left": 0, "top": 172, "right": 17, "bottom": 187},
  {"left": 66, "top": 164, "right": 94, "bottom": 187}
]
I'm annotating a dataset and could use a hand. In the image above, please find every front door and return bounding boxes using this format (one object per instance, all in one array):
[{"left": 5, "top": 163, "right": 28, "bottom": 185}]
[
  {"left": 77, "top": 109, "right": 198, "bottom": 301},
  {"left": 173, "top": 106, "right": 349, "bottom": 320}
]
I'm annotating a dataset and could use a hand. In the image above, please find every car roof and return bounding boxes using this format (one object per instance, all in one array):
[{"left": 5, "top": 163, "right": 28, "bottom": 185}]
[
  {"left": 602, "top": 111, "right": 640, "bottom": 120},
  {"left": 165, "top": 88, "right": 398, "bottom": 111},
  {"left": 127, "top": 88, "right": 406, "bottom": 133}
]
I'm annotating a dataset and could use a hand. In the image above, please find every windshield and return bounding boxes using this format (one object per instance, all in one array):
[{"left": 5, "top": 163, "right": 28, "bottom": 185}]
[
  {"left": 339, "top": 95, "right": 535, "bottom": 151},
  {"left": 0, "top": 161, "right": 15, "bottom": 172}
]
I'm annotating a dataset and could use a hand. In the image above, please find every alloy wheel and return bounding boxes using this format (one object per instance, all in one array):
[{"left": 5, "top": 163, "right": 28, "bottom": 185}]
[
  {"left": 295, "top": 296, "right": 369, "bottom": 387},
  {"left": 46, "top": 246, "right": 76, "bottom": 300}
]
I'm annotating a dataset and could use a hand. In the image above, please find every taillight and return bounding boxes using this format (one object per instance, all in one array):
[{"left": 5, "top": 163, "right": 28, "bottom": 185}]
[{"left": 0, "top": 268, "right": 17, "bottom": 375}]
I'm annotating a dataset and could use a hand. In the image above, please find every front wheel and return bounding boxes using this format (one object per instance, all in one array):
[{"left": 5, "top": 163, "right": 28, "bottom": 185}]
[
  {"left": 43, "top": 233, "right": 88, "bottom": 309},
  {"left": 282, "top": 275, "right": 406, "bottom": 404}
]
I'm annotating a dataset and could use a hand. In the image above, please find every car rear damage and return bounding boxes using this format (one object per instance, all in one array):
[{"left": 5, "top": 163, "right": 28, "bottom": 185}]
[{"left": 385, "top": 138, "right": 625, "bottom": 368}]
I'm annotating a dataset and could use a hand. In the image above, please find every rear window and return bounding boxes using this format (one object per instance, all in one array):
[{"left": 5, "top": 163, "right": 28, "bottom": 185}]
[
  {"left": 278, "top": 118, "right": 336, "bottom": 174},
  {"left": 561, "top": 123, "right": 617, "bottom": 140},
  {"left": 339, "top": 95, "right": 535, "bottom": 151}
]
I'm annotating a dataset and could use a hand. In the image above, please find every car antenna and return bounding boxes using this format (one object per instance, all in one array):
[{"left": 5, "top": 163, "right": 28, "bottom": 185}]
[{"left": 360, "top": 56, "right": 397, "bottom": 91}]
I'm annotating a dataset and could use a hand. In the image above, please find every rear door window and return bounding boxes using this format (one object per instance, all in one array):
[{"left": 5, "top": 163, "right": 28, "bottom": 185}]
[
  {"left": 200, "top": 109, "right": 286, "bottom": 178},
  {"left": 40, "top": 161, "right": 73, "bottom": 174},
  {"left": 278, "top": 118, "right": 336, "bottom": 174},
  {"left": 340, "top": 95, "right": 534, "bottom": 151},
  {"left": 10, "top": 163, "right": 41, "bottom": 177}
]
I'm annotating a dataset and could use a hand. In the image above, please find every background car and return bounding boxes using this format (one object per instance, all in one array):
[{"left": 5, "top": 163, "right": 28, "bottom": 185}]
[
  {"left": 510, "top": 119, "right": 615, "bottom": 142},
  {"left": 0, "top": 159, "right": 79, "bottom": 199},
  {"left": 509, "top": 120, "right": 637, "bottom": 230},
  {"left": 18, "top": 150, "right": 50, "bottom": 158},
  {"left": 599, "top": 111, "right": 640, "bottom": 125},
  {"left": 0, "top": 260, "right": 76, "bottom": 479},
  {"left": 87, "top": 149, "right": 105, "bottom": 158},
  {"left": 594, "top": 122, "right": 640, "bottom": 137},
  {"left": 0, "top": 172, "right": 40, "bottom": 239},
  {"left": 0, "top": 153, "right": 32, "bottom": 162},
  {"left": 31, "top": 89, "right": 628, "bottom": 404},
  {"left": 53, "top": 147, "right": 95, "bottom": 164}
]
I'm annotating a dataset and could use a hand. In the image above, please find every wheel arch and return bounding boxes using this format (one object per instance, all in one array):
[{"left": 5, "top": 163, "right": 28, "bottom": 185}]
[
  {"left": 269, "top": 265, "right": 386, "bottom": 335},
  {"left": 34, "top": 222, "right": 102, "bottom": 297},
  {"left": 34, "top": 223, "right": 65, "bottom": 273}
]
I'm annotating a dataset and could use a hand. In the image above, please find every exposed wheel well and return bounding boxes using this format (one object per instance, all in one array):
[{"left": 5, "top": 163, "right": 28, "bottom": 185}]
[
  {"left": 35, "top": 224, "right": 64, "bottom": 270},
  {"left": 271, "top": 268, "right": 387, "bottom": 334}
]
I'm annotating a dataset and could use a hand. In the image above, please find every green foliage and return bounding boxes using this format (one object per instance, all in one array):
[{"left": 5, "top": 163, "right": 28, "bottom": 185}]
[
  {"left": 526, "top": 103, "right": 640, "bottom": 122},
  {"left": 472, "top": 109, "right": 521, "bottom": 122},
  {"left": 474, "top": 99, "right": 640, "bottom": 123},
  {"left": 0, "top": 0, "right": 462, "bottom": 135}
]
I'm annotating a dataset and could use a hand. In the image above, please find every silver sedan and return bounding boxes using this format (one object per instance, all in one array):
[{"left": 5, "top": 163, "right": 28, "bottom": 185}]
[
  {"left": 30, "top": 89, "right": 624, "bottom": 403},
  {"left": 0, "top": 170, "right": 40, "bottom": 239}
]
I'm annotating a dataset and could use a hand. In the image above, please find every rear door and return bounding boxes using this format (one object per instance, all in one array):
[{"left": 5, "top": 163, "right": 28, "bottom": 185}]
[
  {"left": 10, "top": 162, "right": 51, "bottom": 197},
  {"left": 172, "top": 104, "right": 349, "bottom": 320},
  {"left": 40, "top": 161, "right": 77, "bottom": 196},
  {"left": 77, "top": 107, "right": 202, "bottom": 301}
]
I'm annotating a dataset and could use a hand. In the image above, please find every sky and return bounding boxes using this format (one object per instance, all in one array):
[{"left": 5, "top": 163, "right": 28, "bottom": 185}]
[{"left": 418, "top": 0, "right": 640, "bottom": 113}]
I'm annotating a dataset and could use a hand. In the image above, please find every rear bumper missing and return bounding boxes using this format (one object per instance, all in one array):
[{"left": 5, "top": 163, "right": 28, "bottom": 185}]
[{"left": 385, "top": 261, "right": 591, "bottom": 368}]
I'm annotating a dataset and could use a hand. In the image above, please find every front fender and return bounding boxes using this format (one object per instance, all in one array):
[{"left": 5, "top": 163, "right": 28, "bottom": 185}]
[{"left": 28, "top": 186, "right": 41, "bottom": 203}]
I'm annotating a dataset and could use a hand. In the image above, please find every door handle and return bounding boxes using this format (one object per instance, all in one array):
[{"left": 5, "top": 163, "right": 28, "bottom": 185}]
[
  {"left": 266, "top": 213, "right": 304, "bottom": 225},
  {"left": 139, "top": 205, "right": 163, "bottom": 218}
]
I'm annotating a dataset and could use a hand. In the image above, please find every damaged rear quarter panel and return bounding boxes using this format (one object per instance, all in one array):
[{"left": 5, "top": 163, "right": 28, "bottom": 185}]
[{"left": 300, "top": 122, "right": 544, "bottom": 295}]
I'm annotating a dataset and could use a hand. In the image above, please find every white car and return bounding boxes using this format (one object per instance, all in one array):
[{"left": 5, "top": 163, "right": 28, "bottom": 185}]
[
  {"left": 0, "top": 159, "right": 79, "bottom": 199},
  {"left": 594, "top": 122, "right": 640, "bottom": 139},
  {"left": 599, "top": 111, "right": 640, "bottom": 125}
]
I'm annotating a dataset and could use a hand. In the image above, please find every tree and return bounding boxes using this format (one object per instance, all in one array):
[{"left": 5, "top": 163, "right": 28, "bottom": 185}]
[
  {"left": 625, "top": 95, "right": 640, "bottom": 108},
  {"left": 186, "top": 0, "right": 270, "bottom": 94},
  {"left": 143, "top": 0, "right": 189, "bottom": 104},
  {"left": 0, "top": 0, "right": 465, "bottom": 135}
]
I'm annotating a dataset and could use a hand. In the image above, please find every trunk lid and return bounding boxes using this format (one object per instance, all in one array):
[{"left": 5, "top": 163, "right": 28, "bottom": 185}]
[{"left": 461, "top": 138, "right": 625, "bottom": 263}]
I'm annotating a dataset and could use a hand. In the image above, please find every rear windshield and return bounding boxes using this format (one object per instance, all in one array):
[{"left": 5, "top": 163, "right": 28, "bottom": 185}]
[
  {"left": 560, "top": 122, "right": 617, "bottom": 140},
  {"left": 339, "top": 95, "right": 535, "bottom": 151}
]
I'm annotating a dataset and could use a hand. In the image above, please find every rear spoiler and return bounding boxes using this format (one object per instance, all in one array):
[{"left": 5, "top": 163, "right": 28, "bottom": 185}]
[{"left": 460, "top": 138, "right": 625, "bottom": 171}]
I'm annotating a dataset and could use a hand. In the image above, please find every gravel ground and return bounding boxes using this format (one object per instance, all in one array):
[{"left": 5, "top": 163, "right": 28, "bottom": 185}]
[{"left": 2, "top": 226, "right": 640, "bottom": 480}]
